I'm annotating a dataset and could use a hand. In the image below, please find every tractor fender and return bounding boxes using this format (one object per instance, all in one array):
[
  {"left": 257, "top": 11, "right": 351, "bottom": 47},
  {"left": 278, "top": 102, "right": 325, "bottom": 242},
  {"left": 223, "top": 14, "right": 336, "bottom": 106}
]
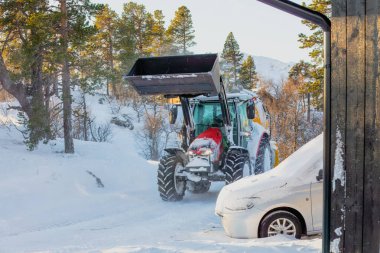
[
  {"left": 164, "top": 148, "right": 188, "bottom": 164},
  {"left": 247, "top": 121, "right": 270, "bottom": 160},
  {"left": 255, "top": 132, "right": 270, "bottom": 157},
  {"left": 270, "top": 141, "right": 280, "bottom": 167}
]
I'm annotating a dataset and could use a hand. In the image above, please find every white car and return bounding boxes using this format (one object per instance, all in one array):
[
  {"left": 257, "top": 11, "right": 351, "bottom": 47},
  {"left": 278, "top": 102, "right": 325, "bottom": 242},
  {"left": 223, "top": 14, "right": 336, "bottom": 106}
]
[{"left": 215, "top": 134, "right": 323, "bottom": 239}]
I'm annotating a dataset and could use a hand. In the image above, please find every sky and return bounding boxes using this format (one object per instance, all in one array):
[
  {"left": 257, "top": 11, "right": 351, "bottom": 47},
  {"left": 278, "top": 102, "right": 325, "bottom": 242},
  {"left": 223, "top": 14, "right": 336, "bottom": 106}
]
[{"left": 92, "top": 0, "right": 312, "bottom": 63}]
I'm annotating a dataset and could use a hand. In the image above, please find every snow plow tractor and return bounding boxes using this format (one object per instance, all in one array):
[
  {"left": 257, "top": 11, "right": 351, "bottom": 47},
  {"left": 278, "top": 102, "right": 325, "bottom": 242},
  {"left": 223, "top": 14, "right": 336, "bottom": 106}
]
[{"left": 126, "top": 54, "right": 279, "bottom": 201}]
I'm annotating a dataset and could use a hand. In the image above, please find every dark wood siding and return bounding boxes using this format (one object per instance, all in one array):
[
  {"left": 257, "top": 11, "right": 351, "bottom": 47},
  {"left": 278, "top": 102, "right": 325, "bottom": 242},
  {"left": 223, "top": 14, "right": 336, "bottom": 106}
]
[
  {"left": 363, "top": 0, "right": 380, "bottom": 251},
  {"left": 330, "top": 0, "right": 380, "bottom": 252}
]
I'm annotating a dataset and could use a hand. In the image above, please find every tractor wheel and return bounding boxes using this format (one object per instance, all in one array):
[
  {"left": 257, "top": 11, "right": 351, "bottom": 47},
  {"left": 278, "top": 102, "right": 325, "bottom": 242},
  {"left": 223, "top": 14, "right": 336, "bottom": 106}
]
[
  {"left": 255, "top": 137, "right": 273, "bottom": 175},
  {"left": 224, "top": 153, "right": 248, "bottom": 185},
  {"left": 187, "top": 181, "right": 211, "bottom": 194},
  {"left": 157, "top": 154, "right": 186, "bottom": 201}
]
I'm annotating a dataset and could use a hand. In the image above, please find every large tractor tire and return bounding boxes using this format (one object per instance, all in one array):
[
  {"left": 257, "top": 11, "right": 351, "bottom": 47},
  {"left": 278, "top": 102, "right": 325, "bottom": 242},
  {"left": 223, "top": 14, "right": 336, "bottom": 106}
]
[
  {"left": 187, "top": 181, "right": 211, "bottom": 194},
  {"left": 255, "top": 137, "right": 273, "bottom": 175},
  {"left": 224, "top": 153, "right": 249, "bottom": 185},
  {"left": 157, "top": 154, "right": 186, "bottom": 201}
]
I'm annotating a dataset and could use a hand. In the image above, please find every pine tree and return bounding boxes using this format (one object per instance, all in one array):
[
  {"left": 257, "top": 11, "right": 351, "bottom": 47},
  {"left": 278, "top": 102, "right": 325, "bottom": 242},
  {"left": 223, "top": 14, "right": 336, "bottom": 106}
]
[
  {"left": 289, "top": 60, "right": 313, "bottom": 83},
  {"left": 60, "top": 0, "right": 74, "bottom": 153},
  {"left": 59, "top": 0, "right": 100, "bottom": 153},
  {"left": 0, "top": 0, "right": 57, "bottom": 149},
  {"left": 92, "top": 5, "right": 119, "bottom": 96},
  {"left": 167, "top": 6, "right": 195, "bottom": 54},
  {"left": 298, "top": 0, "right": 331, "bottom": 110},
  {"left": 289, "top": 60, "right": 314, "bottom": 122},
  {"left": 121, "top": 2, "right": 154, "bottom": 57},
  {"left": 149, "top": 10, "right": 169, "bottom": 56},
  {"left": 240, "top": 55, "right": 258, "bottom": 90},
  {"left": 221, "top": 32, "right": 243, "bottom": 90}
]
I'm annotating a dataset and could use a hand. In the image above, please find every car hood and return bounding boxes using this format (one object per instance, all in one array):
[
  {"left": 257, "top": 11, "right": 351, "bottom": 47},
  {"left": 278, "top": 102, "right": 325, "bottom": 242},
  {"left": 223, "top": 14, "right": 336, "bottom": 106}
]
[
  {"left": 216, "top": 170, "right": 288, "bottom": 213},
  {"left": 216, "top": 134, "right": 323, "bottom": 213}
]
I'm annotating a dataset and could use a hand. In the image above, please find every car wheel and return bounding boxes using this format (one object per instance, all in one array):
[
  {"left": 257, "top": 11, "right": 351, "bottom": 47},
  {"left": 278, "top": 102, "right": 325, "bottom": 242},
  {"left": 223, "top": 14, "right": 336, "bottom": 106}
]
[{"left": 259, "top": 211, "right": 302, "bottom": 239}]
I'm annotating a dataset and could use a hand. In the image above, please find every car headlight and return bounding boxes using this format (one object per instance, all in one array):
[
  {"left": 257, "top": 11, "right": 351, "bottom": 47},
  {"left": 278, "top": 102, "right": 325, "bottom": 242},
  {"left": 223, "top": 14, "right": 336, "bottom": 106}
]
[{"left": 225, "top": 197, "right": 256, "bottom": 211}]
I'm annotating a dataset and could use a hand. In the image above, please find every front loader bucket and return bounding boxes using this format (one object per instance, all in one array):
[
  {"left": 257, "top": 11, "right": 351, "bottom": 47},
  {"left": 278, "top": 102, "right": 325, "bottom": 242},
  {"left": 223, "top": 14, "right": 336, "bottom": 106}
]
[{"left": 125, "top": 54, "right": 220, "bottom": 96}]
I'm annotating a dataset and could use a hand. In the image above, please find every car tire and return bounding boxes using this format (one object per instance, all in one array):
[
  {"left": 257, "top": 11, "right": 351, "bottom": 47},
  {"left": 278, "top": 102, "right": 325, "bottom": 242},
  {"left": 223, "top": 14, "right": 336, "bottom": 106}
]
[{"left": 259, "top": 211, "right": 303, "bottom": 239}]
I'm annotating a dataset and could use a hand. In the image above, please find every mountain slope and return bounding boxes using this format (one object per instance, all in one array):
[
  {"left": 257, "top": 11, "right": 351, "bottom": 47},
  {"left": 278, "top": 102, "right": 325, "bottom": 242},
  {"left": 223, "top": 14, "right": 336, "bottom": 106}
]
[{"left": 253, "top": 55, "right": 294, "bottom": 84}]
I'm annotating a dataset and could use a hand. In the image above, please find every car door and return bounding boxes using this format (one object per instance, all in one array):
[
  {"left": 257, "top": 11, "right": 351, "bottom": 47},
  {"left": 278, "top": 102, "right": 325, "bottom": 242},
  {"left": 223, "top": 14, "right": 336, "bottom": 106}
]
[{"left": 310, "top": 169, "right": 323, "bottom": 232}]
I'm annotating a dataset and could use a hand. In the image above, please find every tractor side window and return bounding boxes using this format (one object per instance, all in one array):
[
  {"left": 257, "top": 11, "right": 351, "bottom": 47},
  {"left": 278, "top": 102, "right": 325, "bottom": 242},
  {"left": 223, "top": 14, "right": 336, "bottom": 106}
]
[
  {"left": 239, "top": 103, "right": 249, "bottom": 129},
  {"left": 228, "top": 103, "right": 238, "bottom": 145},
  {"left": 239, "top": 103, "right": 250, "bottom": 148}
]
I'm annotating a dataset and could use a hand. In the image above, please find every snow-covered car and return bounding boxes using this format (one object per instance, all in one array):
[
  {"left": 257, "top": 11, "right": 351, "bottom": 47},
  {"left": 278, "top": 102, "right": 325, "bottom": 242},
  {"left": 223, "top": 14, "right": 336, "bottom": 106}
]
[{"left": 215, "top": 134, "right": 323, "bottom": 239}]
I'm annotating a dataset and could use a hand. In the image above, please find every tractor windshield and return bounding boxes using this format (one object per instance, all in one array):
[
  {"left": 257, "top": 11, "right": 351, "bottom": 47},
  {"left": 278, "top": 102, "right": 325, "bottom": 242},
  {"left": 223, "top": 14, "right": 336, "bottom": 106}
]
[{"left": 193, "top": 102, "right": 236, "bottom": 138}]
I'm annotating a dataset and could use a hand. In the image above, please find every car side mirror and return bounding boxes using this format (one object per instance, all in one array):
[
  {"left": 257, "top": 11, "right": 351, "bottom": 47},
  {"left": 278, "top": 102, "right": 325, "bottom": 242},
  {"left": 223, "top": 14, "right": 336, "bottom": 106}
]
[
  {"left": 316, "top": 169, "right": 323, "bottom": 182},
  {"left": 169, "top": 106, "right": 178, "bottom": 125},
  {"left": 247, "top": 103, "right": 255, "bottom": 120}
]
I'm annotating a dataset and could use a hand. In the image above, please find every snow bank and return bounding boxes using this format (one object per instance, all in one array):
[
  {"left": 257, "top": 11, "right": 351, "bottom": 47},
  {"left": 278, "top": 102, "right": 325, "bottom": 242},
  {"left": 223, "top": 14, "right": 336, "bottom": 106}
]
[{"left": 0, "top": 95, "right": 321, "bottom": 253}]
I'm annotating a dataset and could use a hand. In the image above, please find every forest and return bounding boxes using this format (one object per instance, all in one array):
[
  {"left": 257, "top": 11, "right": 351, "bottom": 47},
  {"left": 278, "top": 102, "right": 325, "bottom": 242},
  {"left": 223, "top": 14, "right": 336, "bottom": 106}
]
[{"left": 0, "top": 0, "right": 330, "bottom": 161}]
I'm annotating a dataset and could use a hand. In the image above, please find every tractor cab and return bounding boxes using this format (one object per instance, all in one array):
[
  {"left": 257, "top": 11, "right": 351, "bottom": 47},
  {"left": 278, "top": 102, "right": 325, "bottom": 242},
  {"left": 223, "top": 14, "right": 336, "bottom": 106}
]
[
  {"left": 192, "top": 100, "right": 231, "bottom": 146},
  {"left": 191, "top": 94, "right": 256, "bottom": 148}
]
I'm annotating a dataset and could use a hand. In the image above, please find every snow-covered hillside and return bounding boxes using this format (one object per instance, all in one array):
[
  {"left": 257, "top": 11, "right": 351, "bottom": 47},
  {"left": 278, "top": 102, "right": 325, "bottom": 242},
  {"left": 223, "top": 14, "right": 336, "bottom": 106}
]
[
  {"left": 222, "top": 53, "right": 293, "bottom": 85},
  {"left": 253, "top": 55, "right": 294, "bottom": 84},
  {"left": 0, "top": 96, "right": 321, "bottom": 253}
]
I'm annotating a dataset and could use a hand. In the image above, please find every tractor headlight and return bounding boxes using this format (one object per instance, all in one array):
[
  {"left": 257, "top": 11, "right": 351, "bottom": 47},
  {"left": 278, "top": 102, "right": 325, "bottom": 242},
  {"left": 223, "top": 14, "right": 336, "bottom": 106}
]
[
  {"left": 187, "top": 148, "right": 213, "bottom": 157},
  {"left": 188, "top": 138, "right": 218, "bottom": 161},
  {"left": 199, "top": 147, "right": 213, "bottom": 156}
]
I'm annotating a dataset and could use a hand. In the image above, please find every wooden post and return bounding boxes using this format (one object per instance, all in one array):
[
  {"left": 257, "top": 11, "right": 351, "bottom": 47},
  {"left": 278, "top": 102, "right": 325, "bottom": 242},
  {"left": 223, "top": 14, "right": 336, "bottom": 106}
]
[{"left": 330, "top": 0, "right": 380, "bottom": 252}]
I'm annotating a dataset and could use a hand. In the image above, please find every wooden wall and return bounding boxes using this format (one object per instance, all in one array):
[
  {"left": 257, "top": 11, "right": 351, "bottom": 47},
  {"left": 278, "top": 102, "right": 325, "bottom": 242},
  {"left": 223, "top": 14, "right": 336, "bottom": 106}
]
[{"left": 330, "top": 0, "right": 380, "bottom": 252}]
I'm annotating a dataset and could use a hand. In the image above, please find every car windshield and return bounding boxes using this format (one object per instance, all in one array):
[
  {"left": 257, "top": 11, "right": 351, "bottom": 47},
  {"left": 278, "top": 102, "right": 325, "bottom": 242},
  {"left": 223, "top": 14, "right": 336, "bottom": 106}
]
[{"left": 269, "top": 134, "right": 323, "bottom": 183}]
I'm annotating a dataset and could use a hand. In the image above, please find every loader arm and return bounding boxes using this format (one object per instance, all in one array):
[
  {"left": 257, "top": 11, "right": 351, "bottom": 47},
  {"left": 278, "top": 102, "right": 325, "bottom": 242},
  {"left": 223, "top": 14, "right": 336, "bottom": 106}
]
[
  {"left": 180, "top": 96, "right": 195, "bottom": 148},
  {"left": 217, "top": 81, "right": 233, "bottom": 145}
]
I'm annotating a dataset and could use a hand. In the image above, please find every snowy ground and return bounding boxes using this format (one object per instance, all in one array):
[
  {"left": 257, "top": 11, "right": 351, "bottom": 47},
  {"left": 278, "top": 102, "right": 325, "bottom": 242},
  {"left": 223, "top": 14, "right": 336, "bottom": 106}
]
[{"left": 0, "top": 96, "right": 321, "bottom": 253}]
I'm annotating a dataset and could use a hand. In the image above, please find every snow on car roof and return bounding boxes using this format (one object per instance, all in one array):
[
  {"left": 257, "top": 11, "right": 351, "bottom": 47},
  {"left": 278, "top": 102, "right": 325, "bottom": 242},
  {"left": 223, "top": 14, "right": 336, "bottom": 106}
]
[{"left": 224, "top": 134, "right": 323, "bottom": 193}]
